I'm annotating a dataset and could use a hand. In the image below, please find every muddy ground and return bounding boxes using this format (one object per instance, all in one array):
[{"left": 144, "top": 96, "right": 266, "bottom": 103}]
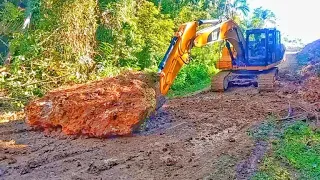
[{"left": 0, "top": 54, "right": 311, "bottom": 180}]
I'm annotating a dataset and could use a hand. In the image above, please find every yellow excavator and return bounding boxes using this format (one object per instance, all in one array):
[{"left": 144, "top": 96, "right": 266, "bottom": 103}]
[{"left": 158, "top": 19, "right": 286, "bottom": 95}]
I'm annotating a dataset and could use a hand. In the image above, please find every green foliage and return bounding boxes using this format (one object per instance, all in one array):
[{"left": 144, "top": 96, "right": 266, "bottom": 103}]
[
  {"left": 253, "top": 7, "right": 276, "bottom": 21},
  {"left": 150, "top": 0, "right": 190, "bottom": 18},
  {"left": 174, "top": 5, "right": 210, "bottom": 24},
  {"left": 0, "top": 1, "right": 25, "bottom": 64},
  {"left": 168, "top": 63, "right": 212, "bottom": 97},
  {"left": 252, "top": 157, "right": 291, "bottom": 180},
  {"left": 135, "top": 1, "right": 174, "bottom": 69},
  {"left": 0, "top": 2, "right": 24, "bottom": 23},
  {"left": 252, "top": 121, "right": 320, "bottom": 180},
  {"left": 1, "top": 0, "right": 98, "bottom": 108},
  {"left": 228, "top": 0, "right": 249, "bottom": 18},
  {"left": 275, "top": 122, "right": 320, "bottom": 179},
  {"left": 150, "top": 0, "right": 227, "bottom": 19},
  {"left": 98, "top": 0, "right": 174, "bottom": 70},
  {"left": 0, "top": 35, "right": 9, "bottom": 64},
  {"left": 150, "top": 0, "right": 179, "bottom": 16},
  {"left": 248, "top": 7, "right": 276, "bottom": 29}
]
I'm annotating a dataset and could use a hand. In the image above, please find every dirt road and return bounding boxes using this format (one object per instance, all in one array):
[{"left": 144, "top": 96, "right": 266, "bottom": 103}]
[{"left": 0, "top": 54, "right": 305, "bottom": 180}]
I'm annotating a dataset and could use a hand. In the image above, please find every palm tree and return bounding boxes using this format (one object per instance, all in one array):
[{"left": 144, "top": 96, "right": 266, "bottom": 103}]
[
  {"left": 253, "top": 7, "right": 275, "bottom": 21},
  {"left": 251, "top": 7, "right": 276, "bottom": 28},
  {"left": 227, "top": 0, "right": 249, "bottom": 19}
]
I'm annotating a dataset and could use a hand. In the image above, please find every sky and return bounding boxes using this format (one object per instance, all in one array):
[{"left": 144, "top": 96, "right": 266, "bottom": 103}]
[{"left": 248, "top": 0, "right": 320, "bottom": 44}]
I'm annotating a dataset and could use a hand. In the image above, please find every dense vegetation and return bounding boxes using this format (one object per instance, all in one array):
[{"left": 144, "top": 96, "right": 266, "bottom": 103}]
[{"left": 0, "top": 0, "right": 275, "bottom": 108}]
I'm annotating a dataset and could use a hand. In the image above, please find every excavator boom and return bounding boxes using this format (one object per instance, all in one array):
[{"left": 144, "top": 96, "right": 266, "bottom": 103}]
[{"left": 157, "top": 21, "right": 197, "bottom": 95}]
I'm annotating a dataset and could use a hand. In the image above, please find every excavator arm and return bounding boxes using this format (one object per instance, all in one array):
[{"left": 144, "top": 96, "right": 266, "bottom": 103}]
[{"left": 158, "top": 19, "right": 245, "bottom": 95}]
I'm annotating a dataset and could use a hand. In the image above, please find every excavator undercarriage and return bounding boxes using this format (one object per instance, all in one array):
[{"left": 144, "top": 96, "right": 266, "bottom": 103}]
[{"left": 211, "top": 67, "right": 279, "bottom": 92}]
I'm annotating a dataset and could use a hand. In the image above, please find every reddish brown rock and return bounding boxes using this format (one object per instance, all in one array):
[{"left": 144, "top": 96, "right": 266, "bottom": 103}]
[{"left": 25, "top": 72, "right": 158, "bottom": 137}]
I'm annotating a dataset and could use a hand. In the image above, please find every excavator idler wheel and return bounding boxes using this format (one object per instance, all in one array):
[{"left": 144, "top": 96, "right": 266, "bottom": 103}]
[
  {"left": 257, "top": 68, "right": 279, "bottom": 92},
  {"left": 211, "top": 71, "right": 231, "bottom": 92}
]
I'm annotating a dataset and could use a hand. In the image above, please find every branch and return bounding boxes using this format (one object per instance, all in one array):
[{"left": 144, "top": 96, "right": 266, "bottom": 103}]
[
  {"left": 0, "top": 97, "right": 28, "bottom": 102},
  {"left": 0, "top": 38, "right": 9, "bottom": 48},
  {"left": 276, "top": 113, "right": 308, "bottom": 122},
  {"left": 37, "top": 27, "right": 62, "bottom": 46}
]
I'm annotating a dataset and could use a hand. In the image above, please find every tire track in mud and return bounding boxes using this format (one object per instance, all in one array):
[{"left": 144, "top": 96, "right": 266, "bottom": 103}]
[
  {"left": 0, "top": 120, "right": 30, "bottom": 136},
  {"left": 20, "top": 148, "right": 98, "bottom": 175}
]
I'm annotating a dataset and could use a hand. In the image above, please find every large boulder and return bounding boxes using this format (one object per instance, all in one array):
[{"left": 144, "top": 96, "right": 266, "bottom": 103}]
[{"left": 25, "top": 72, "right": 158, "bottom": 137}]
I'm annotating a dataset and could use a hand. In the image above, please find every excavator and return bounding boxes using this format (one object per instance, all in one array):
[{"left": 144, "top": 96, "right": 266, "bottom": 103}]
[{"left": 158, "top": 19, "right": 286, "bottom": 95}]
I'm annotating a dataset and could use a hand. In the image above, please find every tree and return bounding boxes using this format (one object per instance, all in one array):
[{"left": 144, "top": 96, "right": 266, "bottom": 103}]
[
  {"left": 135, "top": 0, "right": 174, "bottom": 69},
  {"left": 98, "top": 0, "right": 174, "bottom": 70},
  {"left": 174, "top": 5, "right": 210, "bottom": 24},
  {"left": 227, "top": 0, "right": 249, "bottom": 19},
  {"left": 250, "top": 7, "right": 276, "bottom": 28},
  {"left": 0, "top": 2, "right": 24, "bottom": 65},
  {"left": 149, "top": 0, "right": 185, "bottom": 17}
]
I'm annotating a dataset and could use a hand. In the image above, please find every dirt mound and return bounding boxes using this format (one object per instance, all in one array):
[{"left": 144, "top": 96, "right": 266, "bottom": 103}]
[
  {"left": 295, "top": 40, "right": 320, "bottom": 78},
  {"left": 300, "top": 62, "right": 320, "bottom": 78},
  {"left": 300, "top": 39, "right": 320, "bottom": 52},
  {"left": 297, "top": 39, "right": 320, "bottom": 75},
  {"left": 25, "top": 72, "right": 158, "bottom": 137},
  {"left": 302, "top": 77, "right": 320, "bottom": 107},
  {"left": 297, "top": 39, "right": 320, "bottom": 64}
]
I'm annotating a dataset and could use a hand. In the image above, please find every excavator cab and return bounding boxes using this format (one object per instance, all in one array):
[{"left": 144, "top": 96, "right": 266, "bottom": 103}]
[
  {"left": 212, "top": 28, "right": 286, "bottom": 92},
  {"left": 246, "top": 29, "right": 285, "bottom": 66}
]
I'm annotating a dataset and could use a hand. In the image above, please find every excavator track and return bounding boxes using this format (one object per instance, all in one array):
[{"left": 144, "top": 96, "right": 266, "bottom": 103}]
[
  {"left": 211, "top": 71, "right": 231, "bottom": 92},
  {"left": 257, "top": 68, "right": 279, "bottom": 92}
]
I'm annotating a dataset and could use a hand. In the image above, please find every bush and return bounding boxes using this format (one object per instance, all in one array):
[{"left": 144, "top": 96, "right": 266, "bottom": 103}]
[
  {"left": 98, "top": 0, "right": 174, "bottom": 70},
  {"left": 0, "top": 1, "right": 25, "bottom": 65},
  {"left": 169, "top": 63, "right": 212, "bottom": 97},
  {"left": 1, "top": 0, "right": 98, "bottom": 109},
  {"left": 168, "top": 42, "right": 221, "bottom": 97}
]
